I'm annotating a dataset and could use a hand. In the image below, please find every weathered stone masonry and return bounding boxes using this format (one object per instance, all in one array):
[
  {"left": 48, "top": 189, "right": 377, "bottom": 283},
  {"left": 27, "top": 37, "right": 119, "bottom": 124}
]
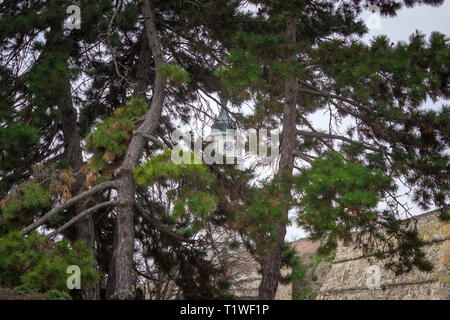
[
  {"left": 318, "top": 209, "right": 449, "bottom": 300},
  {"left": 140, "top": 210, "right": 448, "bottom": 299}
]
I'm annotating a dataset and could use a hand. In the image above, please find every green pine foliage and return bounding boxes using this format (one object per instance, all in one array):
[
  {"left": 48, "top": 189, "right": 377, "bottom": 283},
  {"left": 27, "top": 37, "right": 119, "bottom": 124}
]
[
  {"left": 86, "top": 98, "right": 147, "bottom": 158},
  {"left": 134, "top": 149, "right": 217, "bottom": 235},
  {"left": 295, "top": 152, "right": 391, "bottom": 238},
  {"left": 235, "top": 179, "right": 290, "bottom": 257},
  {"left": 0, "top": 182, "right": 52, "bottom": 234},
  {"left": 0, "top": 232, "right": 99, "bottom": 293},
  {"left": 0, "top": 285, "right": 70, "bottom": 300},
  {"left": 24, "top": 52, "right": 71, "bottom": 106},
  {"left": 0, "top": 125, "right": 39, "bottom": 173},
  {"left": 294, "top": 151, "right": 433, "bottom": 274},
  {"left": 157, "top": 63, "right": 191, "bottom": 86}
]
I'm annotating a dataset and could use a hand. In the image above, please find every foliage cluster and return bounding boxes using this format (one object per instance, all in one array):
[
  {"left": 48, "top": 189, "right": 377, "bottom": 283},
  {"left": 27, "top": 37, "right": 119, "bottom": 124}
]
[
  {"left": 0, "top": 232, "right": 99, "bottom": 294},
  {"left": 135, "top": 149, "right": 217, "bottom": 236}
]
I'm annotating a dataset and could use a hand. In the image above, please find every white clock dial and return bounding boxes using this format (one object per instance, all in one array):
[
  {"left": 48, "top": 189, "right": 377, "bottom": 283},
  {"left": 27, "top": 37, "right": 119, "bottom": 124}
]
[{"left": 223, "top": 141, "right": 234, "bottom": 151}]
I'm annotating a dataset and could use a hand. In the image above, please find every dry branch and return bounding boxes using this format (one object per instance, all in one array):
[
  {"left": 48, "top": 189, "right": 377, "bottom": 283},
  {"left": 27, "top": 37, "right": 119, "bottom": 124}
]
[{"left": 21, "top": 180, "right": 117, "bottom": 234}]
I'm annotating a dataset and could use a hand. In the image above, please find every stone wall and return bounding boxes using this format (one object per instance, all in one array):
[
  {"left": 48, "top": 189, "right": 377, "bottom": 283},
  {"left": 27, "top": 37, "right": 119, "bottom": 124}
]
[
  {"left": 231, "top": 209, "right": 448, "bottom": 300},
  {"left": 227, "top": 250, "right": 262, "bottom": 299},
  {"left": 230, "top": 239, "right": 332, "bottom": 300},
  {"left": 318, "top": 209, "right": 449, "bottom": 300},
  {"left": 228, "top": 249, "right": 294, "bottom": 299},
  {"left": 140, "top": 210, "right": 448, "bottom": 300}
]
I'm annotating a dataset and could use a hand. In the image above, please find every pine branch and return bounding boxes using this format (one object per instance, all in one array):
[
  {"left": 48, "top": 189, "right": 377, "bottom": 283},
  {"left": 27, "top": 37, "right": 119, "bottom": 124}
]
[
  {"left": 134, "top": 203, "right": 195, "bottom": 244},
  {"left": 21, "top": 180, "right": 118, "bottom": 234},
  {"left": 297, "top": 130, "right": 387, "bottom": 153},
  {"left": 134, "top": 131, "right": 166, "bottom": 148},
  {"left": 47, "top": 200, "right": 120, "bottom": 239},
  {"left": 292, "top": 150, "right": 315, "bottom": 164},
  {"left": 297, "top": 86, "right": 370, "bottom": 117}
]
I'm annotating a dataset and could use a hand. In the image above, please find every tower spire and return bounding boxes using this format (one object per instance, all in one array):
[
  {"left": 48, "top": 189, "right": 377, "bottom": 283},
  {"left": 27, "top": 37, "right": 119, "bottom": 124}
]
[{"left": 210, "top": 97, "right": 236, "bottom": 136}]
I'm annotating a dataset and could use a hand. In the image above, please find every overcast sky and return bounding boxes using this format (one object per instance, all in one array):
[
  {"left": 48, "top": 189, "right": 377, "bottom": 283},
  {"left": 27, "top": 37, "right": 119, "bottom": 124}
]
[
  {"left": 362, "top": 1, "right": 450, "bottom": 44},
  {"left": 285, "top": 2, "right": 450, "bottom": 241}
]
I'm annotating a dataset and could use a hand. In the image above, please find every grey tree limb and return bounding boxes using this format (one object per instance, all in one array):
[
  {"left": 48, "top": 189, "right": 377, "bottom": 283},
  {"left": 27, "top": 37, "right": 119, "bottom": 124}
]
[
  {"left": 134, "top": 203, "right": 195, "bottom": 244},
  {"left": 21, "top": 180, "right": 117, "bottom": 234},
  {"left": 107, "top": 0, "right": 167, "bottom": 300},
  {"left": 47, "top": 200, "right": 120, "bottom": 239}
]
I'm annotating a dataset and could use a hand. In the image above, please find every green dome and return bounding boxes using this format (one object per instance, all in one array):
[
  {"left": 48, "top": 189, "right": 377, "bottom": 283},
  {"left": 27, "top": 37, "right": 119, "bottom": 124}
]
[{"left": 210, "top": 98, "right": 237, "bottom": 136}]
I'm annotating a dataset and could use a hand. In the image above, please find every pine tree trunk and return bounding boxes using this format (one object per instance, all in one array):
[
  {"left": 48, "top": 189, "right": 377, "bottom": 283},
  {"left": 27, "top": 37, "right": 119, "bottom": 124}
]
[
  {"left": 258, "top": 17, "right": 298, "bottom": 300},
  {"left": 107, "top": 172, "right": 136, "bottom": 299},
  {"left": 60, "top": 83, "right": 100, "bottom": 300},
  {"left": 107, "top": 0, "right": 165, "bottom": 299},
  {"left": 47, "top": 22, "right": 101, "bottom": 300},
  {"left": 105, "top": 29, "right": 151, "bottom": 300}
]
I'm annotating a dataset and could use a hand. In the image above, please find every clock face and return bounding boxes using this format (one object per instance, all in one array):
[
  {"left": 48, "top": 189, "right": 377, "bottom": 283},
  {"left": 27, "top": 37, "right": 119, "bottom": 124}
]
[{"left": 223, "top": 141, "right": 234, "bottom": 151}]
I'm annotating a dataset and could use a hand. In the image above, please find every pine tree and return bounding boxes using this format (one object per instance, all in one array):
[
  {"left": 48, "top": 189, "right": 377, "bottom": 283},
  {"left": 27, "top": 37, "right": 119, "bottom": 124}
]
[
  {"left": 0, "top": 0, "right": 448, "bottom": 301},
  {"left": 217, "top": 0, "right": 448, "bottom": 299},
  {"left": 1, "top": 0, "right": 253, "bottom": 299}
]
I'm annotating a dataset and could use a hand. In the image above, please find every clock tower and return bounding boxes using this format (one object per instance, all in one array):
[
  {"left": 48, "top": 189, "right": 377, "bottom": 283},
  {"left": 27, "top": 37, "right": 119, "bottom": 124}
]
[{"left": 209, "top": 98, "right": 242, "bottom": 167}]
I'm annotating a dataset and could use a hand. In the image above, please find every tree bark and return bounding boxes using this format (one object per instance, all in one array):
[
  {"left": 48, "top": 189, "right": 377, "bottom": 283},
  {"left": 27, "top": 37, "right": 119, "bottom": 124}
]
[
  {"left": 107, "top": 0, "right": 166, "bottom": 300},
  {"left": 60, "top": 79, "right": 101, "bottom": 300},
  {"left": 258, "top": 17, "right": 298, "bottom": 300},
  {"left": 47, "top": 200, "right": 119, "bottom": 239},
  {"left": 22, "top": 180, "right": 116, "bottom": 234},
  {"left": 44, "top": 21, "right": 100, "bottom": 299}
]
